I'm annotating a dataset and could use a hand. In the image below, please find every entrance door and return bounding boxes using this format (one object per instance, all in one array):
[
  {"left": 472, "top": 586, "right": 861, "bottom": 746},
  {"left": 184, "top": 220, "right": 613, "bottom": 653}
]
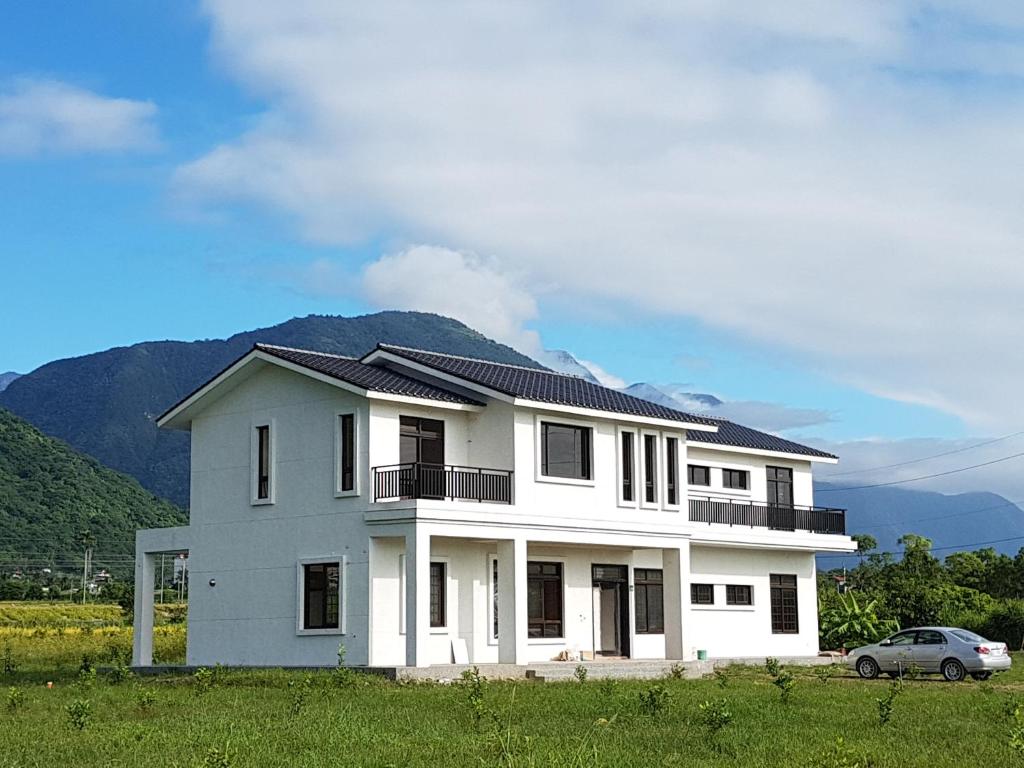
[{"left": 591, "top": 565, "right": 630, "bottom": 658}]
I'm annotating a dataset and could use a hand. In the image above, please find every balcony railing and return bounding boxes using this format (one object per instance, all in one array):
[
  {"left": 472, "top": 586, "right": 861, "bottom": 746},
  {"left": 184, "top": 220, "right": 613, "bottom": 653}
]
[
  {"left": 688, "top": 495, "right": 846, "bottom": 535},
  {"left": 373, "top": 462, "right": 514, "bottom": 504}
]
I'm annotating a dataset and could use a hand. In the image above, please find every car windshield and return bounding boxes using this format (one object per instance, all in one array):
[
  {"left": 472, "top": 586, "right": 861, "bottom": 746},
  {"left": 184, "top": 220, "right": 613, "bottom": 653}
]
[{"left": 951, "top": 629, "right": 986, "bottom": 643}]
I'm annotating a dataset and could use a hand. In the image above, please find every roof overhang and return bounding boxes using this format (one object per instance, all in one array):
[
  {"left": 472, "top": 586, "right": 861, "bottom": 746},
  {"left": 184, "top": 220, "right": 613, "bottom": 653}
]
[{"left": 687, "top": 441, "right": 839, "bottom": 464}]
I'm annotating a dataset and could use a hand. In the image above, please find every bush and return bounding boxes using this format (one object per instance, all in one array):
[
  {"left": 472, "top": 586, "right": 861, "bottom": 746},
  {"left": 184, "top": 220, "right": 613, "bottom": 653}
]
[
  {"left": 66, "top": 698, "right": 92, "bottom": 730},
  {"left": 638, "top": 684, "right": 670, "bottom": 717}
]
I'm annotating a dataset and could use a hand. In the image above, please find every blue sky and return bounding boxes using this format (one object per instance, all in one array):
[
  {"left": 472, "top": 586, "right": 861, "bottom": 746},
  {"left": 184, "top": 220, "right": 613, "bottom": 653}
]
[{"left": 3, "top": 2, "right": 1022, "bottom": 461}]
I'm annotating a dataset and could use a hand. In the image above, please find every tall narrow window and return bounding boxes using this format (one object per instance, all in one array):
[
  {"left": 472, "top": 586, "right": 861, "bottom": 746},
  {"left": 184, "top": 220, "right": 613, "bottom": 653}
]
[
  {"left": 303, "top": 562, "right": 340, "bottom": 630},
  {"left": 634, "top": 568, "right": 664, "bottom": 634},
  {"left": 491, "top": 558, "right": 499, "bottom": 641},
  {"left": 665, "top": 437, "right": 678, "bottom": 505},
  {"left": 541, "top": 423, "right": 591, "bottom": 480},
  {"left": 339, "top": 414, "right": 355, "bottom": 492},
  {"left": 256, "top": 425, "right": 270, "bottom": 500},
  {"left": 770, "top": 574, "right": 799, "bottom": 633},
  {"left": 621, "top": 431, "right": 635, "bottom": 501},
  {"left": 527, "top": 562, "right": 563, "bottom": 637},
  {"left": 643, "top": 434, "right": 658, "bottom": 503},
  {"left": 430, "top": 562, "right": 446, "bottom": 628}
]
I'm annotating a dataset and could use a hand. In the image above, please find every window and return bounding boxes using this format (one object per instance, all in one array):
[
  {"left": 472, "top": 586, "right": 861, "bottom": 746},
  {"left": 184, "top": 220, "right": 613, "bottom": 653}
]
[
  {"left": 643, "top": 434, "right": 658, "bottom": 503},
  {"left": 688, "top": 464, "right": 710, "bottom": 486},
  {"left": 338, "top": 414, "right": 355, "bottom": 492},
  {"left": 916, "top": 629, "right": 946, "bottom": 645},
  {"left": 491, "top": 557, "right": 499, "bottom": 641},
  {"left": 722, "top": 468, "right": 749, "bottom": 490},
  {"left": 726, "top": 584, "right": 752, "bottom": 606},
  {"left": 541, "top": 423, "right": 591, "bottom": 480},
  {"left": 255, "top": 424, "right": 271, "bottom": 500},
  {"left": 621, "top": 431, "right": 635, "bottom": 501},
  {"left": 527, "top": 562, "right": 563, "bottom": 637},
  {"left": 430, "top": 562, "right": 446, "bottom": 628},
  {"left": 888, "top": 631, "right": 916, "bottom": 646},
  {"left": 691, "top": 583, "right": 714, "bottom": 605},
  {"left": 770, "top": 574, "right": 798, "bottom": 634},
  {"left": 400, "top": 416, "right": 445, "bottom": 464},
  {"left": 665, "top": 437, "right": 678, "bottom": 505},
  {"left": 303, "top": 562, "right": 340, "bottom": 630},
  {"left": 766, "top": 466, "right": 793, "bottom": 506},
  {"left": 634, "top": 568, "right": 664, "bottom": 634}
]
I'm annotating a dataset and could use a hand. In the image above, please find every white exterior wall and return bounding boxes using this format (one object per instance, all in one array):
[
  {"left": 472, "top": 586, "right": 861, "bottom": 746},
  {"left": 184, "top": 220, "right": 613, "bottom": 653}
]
[{"left": 686, "top": 446, "right": 815, "bottom": 507}]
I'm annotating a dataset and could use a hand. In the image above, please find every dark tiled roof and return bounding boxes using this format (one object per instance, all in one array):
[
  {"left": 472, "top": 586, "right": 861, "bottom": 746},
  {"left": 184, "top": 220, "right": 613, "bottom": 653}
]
[
  {"left": 256, "top": 344, "right": 484, "bottom": 406},
  {"left": 689, "top": 419, "right": 837, "bottom": 460},
  {"left": 373, "top": 344, "right": 717, "bottom": 426}
]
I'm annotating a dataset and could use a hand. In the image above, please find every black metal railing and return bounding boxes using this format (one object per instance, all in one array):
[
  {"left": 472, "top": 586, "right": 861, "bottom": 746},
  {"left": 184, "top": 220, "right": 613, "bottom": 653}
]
[
  {"left": 688, "top": 495, "right": 846, "bottom": 535},
  {"left": 373, "top": 463, "right": 514, "bottom": 504}
]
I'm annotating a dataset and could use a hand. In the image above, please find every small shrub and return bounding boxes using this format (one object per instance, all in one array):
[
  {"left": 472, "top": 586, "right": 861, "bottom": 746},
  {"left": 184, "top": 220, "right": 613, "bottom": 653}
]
[
  {"left": 598, "top": 678, "right": 616, "bottom": 697},
  {"left": 815, "top": 664, "right": 836, "bottom": 684},
  {"left": 461, "top": 666, "right": 489, "bottom": 726},
  {"left": 135, "top": 687, "right": 157, "bottom": 711},
  {"left": 288, "top": 674, "right": 314, "bottom": 715},
  {"left": 108, "top": 658, "right": 134, "bottom": 684},
  {"left": 808, "top": 737, "right": 876, "bottom": 768},
  {"left": 773, "top": 670, "right": 796, "bottom": 704},
  {"left": 765, "top": 657, "right": 781, "bottom": 677},
  {"left": 669, "top": 663, "right": 687, "bottom": 680},
  {"left": 698, "top": 699, "right": 733, "bottom": 754},
  {"left": 574, "top": 664, "right": 588, "bottom": 683},
  {"left": 1, "top": 642, "right": 16, "bottom": 677},
  {"left": 638, "top": 684, "right": 670, "bottom": 717},
  {"left": 876, "top": 680, "right": 902, "bottom": 726},
  {"left": 76, "top": 664, "right": 97, "bottom": 689},
  {"left": 333, "top": 643, "right": 354, "bottom": 687},
  {"left": 202, "top": 744, "right": 233, "bottom": 767},
  {"left": 714, "top": 668, "right": 730, "bottom": 688},
  {"left": 7, "top": 686, "right": 25, "bottom": 711},
  {"left": 193, "top": 666, "right": 214, "bottom": 695},
  {"left": 66, "top": 698, "right": 92, "bottom": 730}
]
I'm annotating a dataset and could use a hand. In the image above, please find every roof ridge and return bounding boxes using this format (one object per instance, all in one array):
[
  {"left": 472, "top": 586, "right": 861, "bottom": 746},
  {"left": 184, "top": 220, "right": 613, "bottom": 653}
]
[
  {"left": 376, "top": 343, "right": 587, "bottom": 378},
  {"left": 255, "top": 342, "right": 357, "bottom": 361}
]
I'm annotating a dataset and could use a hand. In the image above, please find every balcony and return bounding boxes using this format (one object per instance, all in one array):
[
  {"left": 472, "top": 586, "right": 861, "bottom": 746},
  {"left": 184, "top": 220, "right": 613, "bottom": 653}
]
[
  {"left": 373, "top": 463, "right": 514, "bottom": 504},
  {"left": 688, "top": 495, "right": 846, "bottom": 535}
]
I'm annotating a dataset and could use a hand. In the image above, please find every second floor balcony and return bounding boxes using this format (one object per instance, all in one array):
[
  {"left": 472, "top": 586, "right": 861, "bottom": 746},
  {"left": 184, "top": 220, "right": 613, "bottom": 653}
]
[
  {"left": 689, "top": 494, "right": 846, "bottom": 535},
  {"left": 373, "top": 462, "right": 514, "bottom": 505}
]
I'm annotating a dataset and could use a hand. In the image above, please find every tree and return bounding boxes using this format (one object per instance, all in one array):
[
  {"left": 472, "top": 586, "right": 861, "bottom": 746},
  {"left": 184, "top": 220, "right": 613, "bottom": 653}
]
[{"left": 820, "top": 592, "right": 898, "bottom": 650}]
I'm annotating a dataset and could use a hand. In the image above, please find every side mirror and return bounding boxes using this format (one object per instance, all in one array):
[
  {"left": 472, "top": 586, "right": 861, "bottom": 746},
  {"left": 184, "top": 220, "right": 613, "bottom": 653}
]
[{"left": 879, "top": 639, "right": 892, "bottom": 647}]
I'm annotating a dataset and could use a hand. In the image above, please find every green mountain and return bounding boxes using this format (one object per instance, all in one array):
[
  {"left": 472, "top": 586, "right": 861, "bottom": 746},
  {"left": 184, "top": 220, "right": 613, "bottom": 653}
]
[
  {"left": 0, "top": 312, "right": 539, "bottom": 508},
  {"left": 0, "top": 408, "right": 186, "bottom": 575}
]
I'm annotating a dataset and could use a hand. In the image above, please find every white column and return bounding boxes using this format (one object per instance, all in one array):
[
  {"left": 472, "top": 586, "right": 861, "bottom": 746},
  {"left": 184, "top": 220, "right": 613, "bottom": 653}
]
[
  {"left": 497, "top": 538, "right": 528, "bottom": 665},
  {"left": 663, "top": 542, "right": 691, "bottom": 661},
  {"left": 132, "top": 551, "right": 156, "bottom": 667},
  {"left": 404, "top": 528, "right": 431, "bottom": 667}
]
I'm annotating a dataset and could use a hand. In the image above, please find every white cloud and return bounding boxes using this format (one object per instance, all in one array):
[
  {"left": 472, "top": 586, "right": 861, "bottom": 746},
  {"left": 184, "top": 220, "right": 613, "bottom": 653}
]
[
  {"left": 0, "top": 78, "right": 159, "bottom": 156},
  {"left": 575, "top": 359, "right": 626, "bottom": 389},
  {"left": 178, "top": 2, "right": 1024, "bottom": 430}
]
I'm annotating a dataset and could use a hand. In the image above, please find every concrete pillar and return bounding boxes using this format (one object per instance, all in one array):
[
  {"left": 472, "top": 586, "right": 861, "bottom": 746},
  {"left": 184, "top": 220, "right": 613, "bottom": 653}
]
[
  {"left": 497, "top": 538, "right": 528, "bottom": 665},
  {"left": 404, "top": 528, "right": 431, "bottom": 667},
  {"left": 132, "top": 551, "right": 156, "bottom": 667},
  {"left": 663, "top": 542, "right": 692, "bottom": 661}
]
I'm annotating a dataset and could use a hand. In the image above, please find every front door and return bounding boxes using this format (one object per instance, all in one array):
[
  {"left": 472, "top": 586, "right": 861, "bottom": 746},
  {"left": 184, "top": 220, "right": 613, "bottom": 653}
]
[{"left": 591, "top": 565, "right": 630, "bottom": 658}]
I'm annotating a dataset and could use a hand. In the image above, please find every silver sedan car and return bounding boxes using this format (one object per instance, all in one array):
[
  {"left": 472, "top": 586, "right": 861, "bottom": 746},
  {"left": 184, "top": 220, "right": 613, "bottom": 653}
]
[{"left": 847, "top": 627, "right": 1012, "bottom": 682}]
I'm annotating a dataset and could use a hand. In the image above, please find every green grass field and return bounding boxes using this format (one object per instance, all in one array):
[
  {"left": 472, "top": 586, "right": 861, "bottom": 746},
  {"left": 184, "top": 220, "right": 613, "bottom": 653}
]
[{"left": 1, "top": 605, "right": 1023, "bottom": 767}]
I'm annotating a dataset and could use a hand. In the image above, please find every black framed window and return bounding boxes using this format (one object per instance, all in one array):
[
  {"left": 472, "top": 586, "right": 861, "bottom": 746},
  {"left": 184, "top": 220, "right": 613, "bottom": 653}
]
[
  {"left": 766, "top": 466, "right": 793, "bottom": 507},
  {"left": 256, "top": 425, "right": 271, "bottom": 499},
  {"left": 691, "top": 583, "right": 714, "bottom": 605},
  {"left": 430, "top": 562, "right": 446, "bottom": 628},
  {"left": 541, "top": 423, "right": 591, "bottom": 480},
  {"left": 621, "top": 431, "right": 635, "bottom": 501},
  {"left": 722, "top": 468, "right": 749, "bottom": 490},
  {"left": 726, "top": 584, "right": 752, "bottom": 606},
  {"left": 634, "top": 568, "right": 664, "bottom": 634},
  {"left": 666, "top": 438, "right": 678, "bottom": 505},
  {"left": 303, "top": 562, "right": 340, "bottom": 630},
  {"left": 527, "top": 562, "right": 563, "bottom": 637},
  {"left": 339, "top": 414, "right": 355, "bottom": 492},
  {"left": 770, "top": 574, "right": 798, "bottom": 634},
  {"left": 643, "top": 434, "right": 657, "bottom": 503},
  {"left": 688, "top": 464, "right": 710, "bottom": 486},
  {"left": 491, "top": 558, "right": 499, "bottom": 640},
  {"left": 400, "top": 416, "right": 445, "bottom": 465}
]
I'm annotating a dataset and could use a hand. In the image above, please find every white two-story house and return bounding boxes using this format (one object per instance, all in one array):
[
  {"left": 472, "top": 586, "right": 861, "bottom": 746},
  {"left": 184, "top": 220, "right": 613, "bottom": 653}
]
[{"left": 132, "top": 342, "right": 855, "bottom": 670}]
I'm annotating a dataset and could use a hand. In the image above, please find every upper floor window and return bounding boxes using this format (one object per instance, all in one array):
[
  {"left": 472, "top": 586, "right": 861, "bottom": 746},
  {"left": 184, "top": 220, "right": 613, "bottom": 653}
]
[
  {"left": 766, "top": 466, "right": 793, "bottom": 506},
  {"left": 643, "top": 434, "right": 658, "bottom": 503},
  {"left": 541, "top": 422, "right": 591, "bottom": 480},
  {"left": 400, "top": 416, "right": 445, "bottom": 465},
  {"left": 338, "top": 413, "right": 355, "bottom": 493},
  {"left": 688, "top": 464, "right": 710, "bottom": 486},
  {"left": 254, "top": 424, "right": 272, "bottom": 501},
  {"left": 302, "top": 562, "right": 340, "bottom": 630},
  {"left": 620, "top": 431, "right": 635, "bottom": 502},
  {"left": 665, "top": 437, "right": 678, "bottom": 505},
  {"left": 722, "top": 468, "right": 749, "bottom": 490}
]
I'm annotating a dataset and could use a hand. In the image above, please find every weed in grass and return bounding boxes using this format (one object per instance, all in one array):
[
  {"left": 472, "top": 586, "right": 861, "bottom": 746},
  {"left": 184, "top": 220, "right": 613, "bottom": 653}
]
[
  {"left": 598, "top": 678, "right": 616, "bottom": 698},
  {"left": 194, "top": 666, "right": 214, "bottom": 694},
  {"left": 333, "top": 643, "right": 355, "bottom": 687},
  {"left": 7, "top": 685, "right": 25, "bottom": 711},
  {"left": 65, "top": 698, "right": 91, "bottom": 730},
  {"left": 765, "top": 657, "right": 781, "bottom": 676},
  {"left": 108, "top": 658, "right": 133, "bottom": 684},
  {"left": 574, "top": 664, "right": 588, "bottom": 683},
  {"left": 876, "top": 680, "right": 902, "bottom": 727},
  {"left": 76, "top": 663, "right": 96, "bottom": 689},
  {"left": 669, "top": 663, "right": 686, "bottom": 680},
  {"left": 773, "top": 670, "right": 797, "bottom": 704},
  {"left": 714, "top": 668, "right": 730, "bottom": 688},
  {"left": 815, "top": 665, "right": 836, "bottom": 684},
  {"left": 135, "top": 687, "right": 157, "bottom": 712},
  {"left": 808, "top": 737, "right": 876, "bottom": 768},
  {"left": 1005, "top": 697, "right": 1023, "bottom": 722},
  {"left": 461, "top": 666, "right": 489, "bottom": 727},
  {"left": 638, "top": 684, "right": 670, "bottom": 717},
  {"left": 202, "top": 744, "right": 233, "bottom": 767},
  {"left": 289, "top": 674, "right": 314, "bottom": 715},
  {"left": 2, "top": 641, "right": 16, "bottom": 677},
  {"left": 698, "top": 698, "right": 733, "bottom": 753}
]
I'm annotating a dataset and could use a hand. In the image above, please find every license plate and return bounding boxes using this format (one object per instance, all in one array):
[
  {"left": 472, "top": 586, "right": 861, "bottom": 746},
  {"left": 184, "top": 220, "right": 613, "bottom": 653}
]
[{"left": 991, "top": 648, "right": 1004, "bottom": 656}]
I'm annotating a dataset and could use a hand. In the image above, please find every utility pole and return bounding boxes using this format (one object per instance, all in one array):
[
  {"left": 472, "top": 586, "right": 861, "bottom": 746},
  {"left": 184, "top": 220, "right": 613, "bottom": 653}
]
[{"left": 80, "top": 529, "right": 96, "bottom": 605}]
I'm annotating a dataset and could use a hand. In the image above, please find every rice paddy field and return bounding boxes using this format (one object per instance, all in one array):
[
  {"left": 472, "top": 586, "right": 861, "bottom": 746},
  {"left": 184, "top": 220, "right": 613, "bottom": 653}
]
[{"left": 1, "top": 602, "right": 1023, "bottom": 767}]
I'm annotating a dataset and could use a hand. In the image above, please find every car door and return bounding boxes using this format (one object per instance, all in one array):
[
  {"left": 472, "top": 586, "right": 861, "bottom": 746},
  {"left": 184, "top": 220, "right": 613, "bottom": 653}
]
[
  {"left": 913, "top": 629, "right": 948, "bottom": 672},
  {"left": 876, "top": 630, "right": 917, "bottom": 671}
]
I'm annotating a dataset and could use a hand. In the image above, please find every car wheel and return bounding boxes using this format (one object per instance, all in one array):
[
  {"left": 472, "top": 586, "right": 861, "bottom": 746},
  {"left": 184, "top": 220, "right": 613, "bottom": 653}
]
[
  {"left": 856, "top": 657, "right": 879, "bottom": 679},
  {"left": 970, "top": 671, "right": 991, "bottom": 681},
  {"left": 941, "top": 659, "right": 966, "bottom": 682}
]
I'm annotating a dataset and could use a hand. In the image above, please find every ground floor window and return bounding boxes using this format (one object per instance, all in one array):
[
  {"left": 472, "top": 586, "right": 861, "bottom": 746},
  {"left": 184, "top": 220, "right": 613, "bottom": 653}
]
[
  {"left": 726, "top": 584, "right": 752, "bottom": 606},
  {"left": 527, "top": 562, "right": 563, "bottom": 638},
  {"left": 634, "top": 568, "right": 664, "bottom": 634},
  {"left": 691, "top": 583, "right": 714, "bottom": 605},
  {"left": 770, "top": 574, "right": 798, "bottom": 633},
  {"left": 303, "top": 562, "right": 340, "bottom": 630},
  {"left": 430, "top": 562, "right": 446, "bottom": 628}
]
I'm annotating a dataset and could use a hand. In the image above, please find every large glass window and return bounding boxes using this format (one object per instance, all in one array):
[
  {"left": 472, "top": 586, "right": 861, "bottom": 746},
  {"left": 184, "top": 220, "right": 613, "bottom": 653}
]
[
  {"left": 540, "top": 423, "right": 591, "bottom": 480},
  {"left": 339, "top": 414, "right": 355, "bottom": 492},
  {"left": 688, "top": 464, "right": 710, "bottom": 486},
  {"left": 766, "top": 466, "right": 793, "bottom": 506},
  {"left": 527, "top": 562, "right": 563, "bottom": 637},
  {"left": 303, "top": 562, "right": 340, "bottom": 630},
  {"left": 256, "top": 424, "right": 271, "bottom": 500},
  {"left": 770, "top": 574, "right": 798, "bottom": 634},
  {"left": 621, "top": 431, "right": 635, "bottom": 501},
  {"left": 430, "top": 562, "right": 446, "bottom": 628},
  {"left": 400, "top": 416, "right": 445, "bottom": 465},
  {"left": 634, "top": 568, "right": 664, "bottom": 634}
]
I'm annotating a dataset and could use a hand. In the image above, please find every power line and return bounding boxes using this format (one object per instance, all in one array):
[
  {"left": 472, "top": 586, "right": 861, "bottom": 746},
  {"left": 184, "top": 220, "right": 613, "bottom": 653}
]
[
  {"left": 816, "top": 449, "right": 1024, "bottom": 492},
  {"left": 819, "top": 534, "right": 1024, "bottom": 559},
  {"left": 820, "top": 430, "right": 1024, "bottom": 478}
]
